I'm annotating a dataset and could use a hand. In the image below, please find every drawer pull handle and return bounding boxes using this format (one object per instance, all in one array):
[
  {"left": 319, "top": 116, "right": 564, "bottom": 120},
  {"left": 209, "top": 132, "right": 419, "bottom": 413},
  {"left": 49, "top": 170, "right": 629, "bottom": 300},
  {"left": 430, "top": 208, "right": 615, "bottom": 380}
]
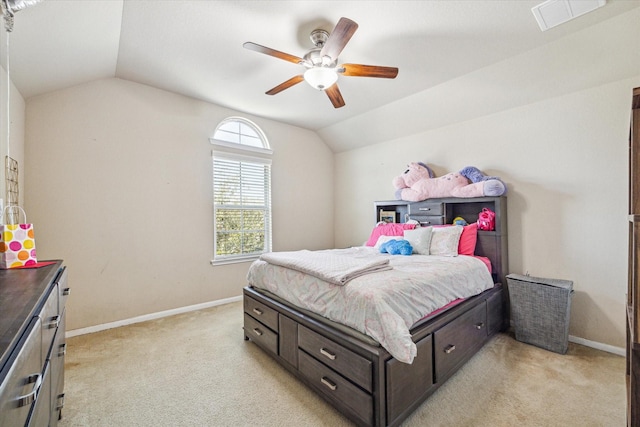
[
  {"left": 475, "top": 322, "right": 485, "bottom": 330},
  {"left": 59, "top": 343, "right": 67, "bottom": 357},
  {"left": 252, "top": 328, "right": 263, "bottom": 336},
  {"left": 63, "top": 287, "right": 71, "bottom": 296},
  {"left": 444, "top": 345, "right": 456, "bottom": 354},
  {"left": 419, "top": 207, "right": 431, "bottom": 211},
  {"left": 252, "top": 308, "right": 263, "bottom": 316},
  {"left": 17, "top": 373, "right": 42, "bottom": 407},
  {"left": 321, "top": 377, "right": 337, "bottom": 391},
  {"left": 56, "top": 393, "right": 65, "bottom": 411},
  {"left": 46, "top": 315, "right": 60, "bottom": 329},
  {"left": 320, "top": 348, "right": 336, "bottom": 360}
]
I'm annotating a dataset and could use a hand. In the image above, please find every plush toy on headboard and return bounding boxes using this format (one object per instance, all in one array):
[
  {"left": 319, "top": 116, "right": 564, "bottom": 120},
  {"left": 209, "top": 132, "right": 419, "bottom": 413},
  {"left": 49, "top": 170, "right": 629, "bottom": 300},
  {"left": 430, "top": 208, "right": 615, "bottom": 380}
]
[{"left": 393, "top": 162, "right": 506, "bottom": 202}]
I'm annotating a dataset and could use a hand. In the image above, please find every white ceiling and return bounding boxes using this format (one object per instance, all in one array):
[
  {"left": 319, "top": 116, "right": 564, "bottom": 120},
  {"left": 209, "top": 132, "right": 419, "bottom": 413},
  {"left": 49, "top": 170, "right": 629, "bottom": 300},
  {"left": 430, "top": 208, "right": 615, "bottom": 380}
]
[{"left": 2, "top": 0, "right": 639, "bottom": 145}]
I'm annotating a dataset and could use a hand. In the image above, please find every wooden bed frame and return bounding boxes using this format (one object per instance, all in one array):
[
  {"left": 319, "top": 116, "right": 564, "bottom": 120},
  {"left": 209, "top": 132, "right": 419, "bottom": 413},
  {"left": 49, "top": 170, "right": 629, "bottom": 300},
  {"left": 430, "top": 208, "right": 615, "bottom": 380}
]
[{"left": 243, "top": 196, "right": 508, "bottom": 426}]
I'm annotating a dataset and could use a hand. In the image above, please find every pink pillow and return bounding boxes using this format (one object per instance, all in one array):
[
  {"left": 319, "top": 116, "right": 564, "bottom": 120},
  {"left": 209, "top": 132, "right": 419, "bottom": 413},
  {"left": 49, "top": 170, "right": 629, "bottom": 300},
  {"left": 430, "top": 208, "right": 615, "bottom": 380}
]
[
  {"left": 366, "top": 223, "right": 417, "bottom": 246},
  {"left": 458, "top": 223, "right": 478, "bottom": 255}
]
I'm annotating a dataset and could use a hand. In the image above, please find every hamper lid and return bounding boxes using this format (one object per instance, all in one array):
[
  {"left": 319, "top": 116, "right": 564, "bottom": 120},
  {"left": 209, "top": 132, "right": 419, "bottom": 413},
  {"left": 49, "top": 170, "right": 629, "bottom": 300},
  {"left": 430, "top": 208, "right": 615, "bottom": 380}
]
[{"left": 506, "top": 273, "right": 573, "bottom": 291}]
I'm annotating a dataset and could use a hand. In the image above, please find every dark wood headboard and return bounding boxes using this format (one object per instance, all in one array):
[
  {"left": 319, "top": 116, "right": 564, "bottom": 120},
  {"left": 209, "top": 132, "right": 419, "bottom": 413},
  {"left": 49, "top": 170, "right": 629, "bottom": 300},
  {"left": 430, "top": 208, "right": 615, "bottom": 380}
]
[{"left": 374, "top": 196, "right": 508, "bottom": 285}]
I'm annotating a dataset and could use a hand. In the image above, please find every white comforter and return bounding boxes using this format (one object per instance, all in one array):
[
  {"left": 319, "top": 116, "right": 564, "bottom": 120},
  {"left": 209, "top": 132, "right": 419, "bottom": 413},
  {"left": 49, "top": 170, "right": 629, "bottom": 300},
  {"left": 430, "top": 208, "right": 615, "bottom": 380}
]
[{"left": 247, "top": 246, "right": 494, "bottom": 364}]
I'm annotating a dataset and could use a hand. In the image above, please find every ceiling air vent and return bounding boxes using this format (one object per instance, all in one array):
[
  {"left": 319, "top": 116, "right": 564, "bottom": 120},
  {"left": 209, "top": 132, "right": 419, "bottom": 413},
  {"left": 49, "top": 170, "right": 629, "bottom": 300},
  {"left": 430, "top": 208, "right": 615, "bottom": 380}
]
[{"left": 531, "top": 0, "right": 606, "bottom": 31}]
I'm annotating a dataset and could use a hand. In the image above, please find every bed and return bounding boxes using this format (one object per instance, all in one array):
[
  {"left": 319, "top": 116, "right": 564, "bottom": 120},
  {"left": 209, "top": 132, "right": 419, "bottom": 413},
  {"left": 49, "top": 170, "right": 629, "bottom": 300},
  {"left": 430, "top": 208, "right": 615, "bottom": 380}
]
[{"left": 243, "top": 196, "right": 508, "bottom": 426}]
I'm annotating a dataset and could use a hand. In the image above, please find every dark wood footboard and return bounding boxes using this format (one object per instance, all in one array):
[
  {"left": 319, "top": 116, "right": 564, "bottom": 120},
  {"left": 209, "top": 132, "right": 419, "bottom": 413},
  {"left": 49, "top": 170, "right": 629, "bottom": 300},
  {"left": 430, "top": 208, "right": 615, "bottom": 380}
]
[{"left": 244, "top": 284, "right": 505, "bottom": 427}]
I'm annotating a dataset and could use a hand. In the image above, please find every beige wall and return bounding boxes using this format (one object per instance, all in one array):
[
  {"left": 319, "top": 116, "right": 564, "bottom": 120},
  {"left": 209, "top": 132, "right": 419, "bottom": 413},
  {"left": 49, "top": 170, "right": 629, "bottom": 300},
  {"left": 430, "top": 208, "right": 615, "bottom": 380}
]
[
  {"left": 332, "top": 7, "right": 640, "bottom": 351},
  {"left": 334, "top": 77, "right": 638, "bottom": 351},
  {"left": 24, "top": 78, "right": 334, "bottom": 331},
  {"left": 20, "top": 6, "right": 638, "bottom": 350},
  {"left": 0, "top": 65, "right": 25, "bottom": 210}
]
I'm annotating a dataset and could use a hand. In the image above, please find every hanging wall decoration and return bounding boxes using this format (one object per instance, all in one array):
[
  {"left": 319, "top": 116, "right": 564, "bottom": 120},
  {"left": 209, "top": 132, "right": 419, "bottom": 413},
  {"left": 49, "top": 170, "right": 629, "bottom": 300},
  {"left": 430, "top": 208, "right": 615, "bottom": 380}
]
[{"left": 4, "top": 155, "right": 16, "bottom": 218}]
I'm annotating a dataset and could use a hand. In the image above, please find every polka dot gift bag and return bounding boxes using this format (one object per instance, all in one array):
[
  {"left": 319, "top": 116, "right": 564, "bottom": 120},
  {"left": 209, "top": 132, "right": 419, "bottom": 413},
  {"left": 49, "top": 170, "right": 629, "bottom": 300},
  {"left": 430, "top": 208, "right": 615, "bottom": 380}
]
[{"left": 0, "top": 205, "right": 37, "bottom": 269}]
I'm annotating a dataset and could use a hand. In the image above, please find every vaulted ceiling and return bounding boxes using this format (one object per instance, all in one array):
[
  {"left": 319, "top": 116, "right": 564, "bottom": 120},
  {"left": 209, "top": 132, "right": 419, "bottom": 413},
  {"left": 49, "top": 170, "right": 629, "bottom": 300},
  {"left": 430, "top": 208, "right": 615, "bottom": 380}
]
[{"left": 2, "top": 0, "right": 639, "bottom": 151}]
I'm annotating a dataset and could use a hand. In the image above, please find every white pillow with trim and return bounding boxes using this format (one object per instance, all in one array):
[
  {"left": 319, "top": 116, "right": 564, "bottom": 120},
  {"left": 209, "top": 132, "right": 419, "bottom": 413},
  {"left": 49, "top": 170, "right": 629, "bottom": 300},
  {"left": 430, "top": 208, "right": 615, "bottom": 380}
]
[{"left": 403, "top": 227, "right": 433, "bottom": 255}]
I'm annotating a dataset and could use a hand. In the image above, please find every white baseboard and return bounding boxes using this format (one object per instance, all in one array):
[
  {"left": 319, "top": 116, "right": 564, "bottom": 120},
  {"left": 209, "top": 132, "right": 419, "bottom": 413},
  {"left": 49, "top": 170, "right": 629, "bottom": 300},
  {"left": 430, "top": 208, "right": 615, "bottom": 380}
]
[
  {"left": 507, "top": 320, "right": 624, "bottom": 356},
  {"left": 66, "top": 295, "right": 243, "bottom": 338},
  {"left": 569, "top": 335, "right": 625, "bottom": 357}
]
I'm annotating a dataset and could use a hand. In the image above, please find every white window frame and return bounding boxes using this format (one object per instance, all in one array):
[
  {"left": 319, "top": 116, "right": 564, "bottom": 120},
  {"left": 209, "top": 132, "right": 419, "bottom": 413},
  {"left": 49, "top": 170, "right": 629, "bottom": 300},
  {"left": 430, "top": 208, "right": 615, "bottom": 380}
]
[{"left": 210, "top": 118, "right": 272, "bottom": 265}]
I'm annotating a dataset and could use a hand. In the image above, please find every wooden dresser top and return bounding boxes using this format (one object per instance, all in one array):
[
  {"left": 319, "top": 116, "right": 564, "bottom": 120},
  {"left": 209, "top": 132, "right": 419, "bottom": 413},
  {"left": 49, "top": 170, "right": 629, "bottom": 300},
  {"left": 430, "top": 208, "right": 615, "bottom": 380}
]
[{"left": 0, "top": 260, "right": 62, "bottom": 373}]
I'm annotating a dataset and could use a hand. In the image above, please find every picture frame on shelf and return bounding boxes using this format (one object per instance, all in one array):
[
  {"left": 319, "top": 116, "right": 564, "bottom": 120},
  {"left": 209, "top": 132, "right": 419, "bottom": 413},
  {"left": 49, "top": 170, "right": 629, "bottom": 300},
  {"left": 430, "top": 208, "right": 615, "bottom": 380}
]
[{"left": 379, "top": 210, "right": 396, "bottom": 223}]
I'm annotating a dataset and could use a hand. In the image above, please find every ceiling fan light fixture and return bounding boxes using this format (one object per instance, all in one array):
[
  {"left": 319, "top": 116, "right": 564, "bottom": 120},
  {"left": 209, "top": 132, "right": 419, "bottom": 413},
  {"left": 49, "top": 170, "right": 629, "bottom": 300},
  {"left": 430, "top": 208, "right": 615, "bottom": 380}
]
[
  {"left": 244, "top": 17, "right": 397, "bottom": 107},
  {"left": 303, "top": 67, "right": 338, "bottom": 91}
]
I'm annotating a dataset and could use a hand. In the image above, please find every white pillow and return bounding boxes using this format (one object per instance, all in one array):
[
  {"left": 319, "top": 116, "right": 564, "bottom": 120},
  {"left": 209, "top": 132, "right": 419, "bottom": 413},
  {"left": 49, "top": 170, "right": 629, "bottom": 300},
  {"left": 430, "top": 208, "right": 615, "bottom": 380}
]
[
  {"left": 403, "top": 227, "right": 433, "bottom": 255},
  {"left": 374, "top": 235, "right": 403, "bottom": 249},
  {"left": 429, "top": 226, "right": 463, "bottom": 257}
]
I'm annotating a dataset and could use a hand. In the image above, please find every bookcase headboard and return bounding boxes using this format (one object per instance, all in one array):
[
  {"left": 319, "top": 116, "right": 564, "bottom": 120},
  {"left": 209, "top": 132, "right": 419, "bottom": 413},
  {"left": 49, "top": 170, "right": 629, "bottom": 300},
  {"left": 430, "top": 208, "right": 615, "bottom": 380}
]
[{"left": 374, "top": 196, "right": 508, "bottom": 285}]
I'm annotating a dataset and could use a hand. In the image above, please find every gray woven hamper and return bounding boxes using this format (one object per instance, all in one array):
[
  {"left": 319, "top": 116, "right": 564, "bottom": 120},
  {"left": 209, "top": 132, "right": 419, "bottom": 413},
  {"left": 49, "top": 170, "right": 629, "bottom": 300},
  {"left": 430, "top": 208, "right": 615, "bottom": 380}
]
[{"left": 506, "top": 274, "right": 573, "bottom": 354}]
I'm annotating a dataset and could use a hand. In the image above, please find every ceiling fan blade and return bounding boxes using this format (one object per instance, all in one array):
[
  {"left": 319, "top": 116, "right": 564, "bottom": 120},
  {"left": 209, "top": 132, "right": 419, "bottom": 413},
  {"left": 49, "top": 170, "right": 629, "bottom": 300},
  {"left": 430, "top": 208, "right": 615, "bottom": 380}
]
[
  {"left": 266, "top": 75, "right": 304, "bottom": 95},
  {"left": 325, "top": 84, "right": 345, "bottom": 108},
  {"left": 339, "top": 64, "right": 399, "bottom": 79},
  {"left": 320, "top": 17, "right": 358, "bottom": 60},
  {"left": 243, "top": 42, "right": 304, "bottom": 65}
]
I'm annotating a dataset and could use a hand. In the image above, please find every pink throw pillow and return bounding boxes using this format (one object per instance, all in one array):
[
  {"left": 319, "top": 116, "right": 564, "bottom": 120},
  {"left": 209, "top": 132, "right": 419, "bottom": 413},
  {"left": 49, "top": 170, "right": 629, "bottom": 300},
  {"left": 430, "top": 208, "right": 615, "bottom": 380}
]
[
  {"left": 458, "top": 223, "right": 478, "bottom": 255},
  {"left": 366, "top": 223, "right": 417, "bottom": 246}
]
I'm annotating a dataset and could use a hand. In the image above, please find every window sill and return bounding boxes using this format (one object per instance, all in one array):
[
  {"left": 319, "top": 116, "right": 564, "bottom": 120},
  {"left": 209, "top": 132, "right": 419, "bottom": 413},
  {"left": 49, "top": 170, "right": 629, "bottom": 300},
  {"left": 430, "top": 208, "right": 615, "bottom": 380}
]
[{"left": 210, "top": 256, "right": 259, "bottom": 266}]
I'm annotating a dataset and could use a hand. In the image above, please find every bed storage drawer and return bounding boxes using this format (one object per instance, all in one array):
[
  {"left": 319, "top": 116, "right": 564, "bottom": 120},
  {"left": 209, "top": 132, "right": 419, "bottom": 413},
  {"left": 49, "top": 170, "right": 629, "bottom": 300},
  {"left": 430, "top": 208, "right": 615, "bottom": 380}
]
[
  {"left": 298, "top": 350, "right": 373, "bottom": 426},
  {"left": 244, "top": 313, "right": 278, "bottom": 355},
  {"left": 434, "top": 302, "right": 487, "bottom": 382},
  {"left": 298, "top": 325, "right": 372, "bottom": 392},
  {"left": 244, "top": 296, "right": 279, "bottom": 332}
]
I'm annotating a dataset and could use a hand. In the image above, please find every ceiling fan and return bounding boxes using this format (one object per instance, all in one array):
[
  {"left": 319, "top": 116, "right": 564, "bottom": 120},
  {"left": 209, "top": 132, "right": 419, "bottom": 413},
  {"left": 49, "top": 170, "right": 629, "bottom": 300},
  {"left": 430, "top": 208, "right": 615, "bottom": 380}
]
[{"left": 243, "top": 17, "right": 398, "bottom": 109}]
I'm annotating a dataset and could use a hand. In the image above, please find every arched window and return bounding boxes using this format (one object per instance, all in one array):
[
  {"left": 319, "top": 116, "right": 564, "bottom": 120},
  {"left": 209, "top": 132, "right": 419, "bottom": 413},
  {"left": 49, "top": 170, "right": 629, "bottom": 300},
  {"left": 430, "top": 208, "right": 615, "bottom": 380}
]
[{"left": 210, "top": 117, "right": 272, "bottom": 264}]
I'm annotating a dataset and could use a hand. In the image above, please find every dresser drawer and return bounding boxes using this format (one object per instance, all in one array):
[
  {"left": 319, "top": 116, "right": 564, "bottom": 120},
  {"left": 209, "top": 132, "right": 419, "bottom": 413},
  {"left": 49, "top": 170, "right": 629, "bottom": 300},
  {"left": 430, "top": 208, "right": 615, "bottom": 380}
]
[
  {"left": 51, "top": 310, "right": 66, "bottom": 393},
  {"left": 298, "top": 325, "right": 372, "bottom": 392},
  {"left": 434, "top": 302, "right": 487, "bottom": 382},
  {"left": 299, "top": 350, "right": 373, "bottom": 426},
  {"left": 409, "top": 202, "right": 444, "bottom": 216},
  {"left": 244, "top": 296, "right": 278, "bottom": 332},
  {"left": 0, "top": 318, "right": 42, "bottom": 427},
  {"left": 26, "top": 360, "right": 50, "bottom": 427},
  {"left": 244, "top": 313, "right": 278, "bottom": 355},
  {"left": 40, "top": 284, "right": 60, "bottom": 362},
  {"left": 56, "top": 267, "right": 70, "bottom": 313},
  {"left": 51, "top": 374, "right": 65, "bottom": 427}
]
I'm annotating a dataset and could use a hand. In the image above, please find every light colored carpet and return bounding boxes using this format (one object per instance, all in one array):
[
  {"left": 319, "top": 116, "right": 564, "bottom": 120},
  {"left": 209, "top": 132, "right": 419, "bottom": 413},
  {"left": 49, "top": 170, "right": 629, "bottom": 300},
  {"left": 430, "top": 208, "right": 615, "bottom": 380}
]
[{"left": 58, "top": 301, "right": 625, "bottom": 427}]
